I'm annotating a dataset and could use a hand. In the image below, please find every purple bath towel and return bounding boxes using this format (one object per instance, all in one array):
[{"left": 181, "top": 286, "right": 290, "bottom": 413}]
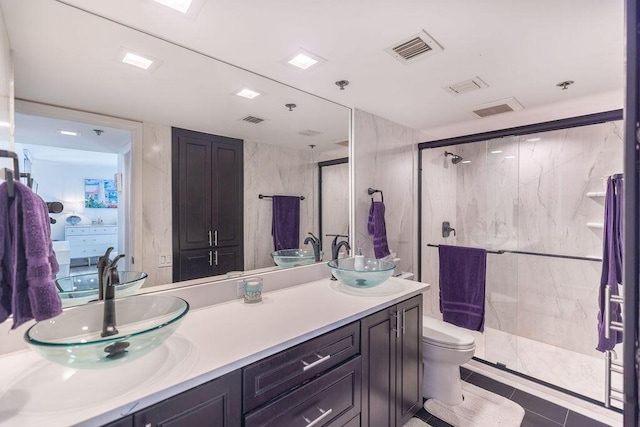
[
  {"left": 438, "top": 245, "right": 487, "bottom": 332},
  {"left": 0, "top": 181, "right": 62, "bottom": 329},
  {"left": 596, "top": 176, "right": 624, "bottom": 352},
  {"left": 367, "top": 201, "right": 390, "bottom": 259},
  {"left": 271, "top": 195, "right": 300, "bottom": 251}
]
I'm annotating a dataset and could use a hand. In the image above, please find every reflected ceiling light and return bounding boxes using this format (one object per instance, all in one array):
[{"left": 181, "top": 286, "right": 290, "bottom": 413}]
[
  {"left": 284, "top": 49, "right": 326, "bottom": 70},
  {"left": 60, "top": 130, "right": 78, "bottom": 136},
  {"left": 461, "top": 160, "right": 472, "bottom": 164},
  {"left": 490, "top": 150, "right": 503, "bottom": 154},
  {"left": 152, "top": 0, "right": 193, "bottom": 13},
  {"left": 526, "top": 137, "right": 541, "bottom": 142},
  {"left": 236, "top": 88, "right": 261, "bottom": 99},
  {"left": 122, "top": 52, "right": 154, "bottom": 70},
  {"left": 504, "top": 155, "right": 516, "bottom": 159},
  {"left": 0, "top": 121, "right": 10, "bottom": 128}
]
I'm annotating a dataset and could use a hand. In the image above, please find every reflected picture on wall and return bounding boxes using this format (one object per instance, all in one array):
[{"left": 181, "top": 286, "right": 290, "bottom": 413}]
[{"left": 85, "top": 178, "right": 118, "bottom": 208}]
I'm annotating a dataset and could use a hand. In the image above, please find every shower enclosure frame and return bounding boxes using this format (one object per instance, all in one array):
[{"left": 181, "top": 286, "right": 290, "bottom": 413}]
[{"left": 416, "top": 109, "right": 623, "bottom": 408}]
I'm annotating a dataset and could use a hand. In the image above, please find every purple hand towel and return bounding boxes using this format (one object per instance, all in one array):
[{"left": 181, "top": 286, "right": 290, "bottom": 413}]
[
  {"left": 0, "top": 183, "right": 11, "bottom": 324},
  {"left": 367, "top": 201, "right": 390, "bottom": 259},
  {"left": 438, "top": 245, "right": 487, "bottom": 332},
  {"left": 6, "top": 181, "right": 62, "bottom": 329},
  {"left": 596, "top": 176, "right": 624, "bottom": 352},
  {"left": 271, "top": 195, "right": 300, "bottom": 251}
]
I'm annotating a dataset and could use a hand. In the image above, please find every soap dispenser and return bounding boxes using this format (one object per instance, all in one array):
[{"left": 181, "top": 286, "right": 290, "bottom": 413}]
[{"left": 354, "top": 248, "right": 364, "bottom": 271}]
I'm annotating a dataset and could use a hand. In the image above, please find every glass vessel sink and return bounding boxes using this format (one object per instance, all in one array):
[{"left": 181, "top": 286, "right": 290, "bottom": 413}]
[
  {"left": 271, "top": 249, "right": 323, "bottom": 268},
  {"left": 328, "top": 257, "right": 395, "bottom": 288},
  {"left": 56, "top": 271, "right": 148, "bottom": 308},
  {"left": 24, "top": 294, "right": 189, "bottom": 369}
]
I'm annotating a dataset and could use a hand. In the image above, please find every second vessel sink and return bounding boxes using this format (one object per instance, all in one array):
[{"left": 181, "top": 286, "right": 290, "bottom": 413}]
[
  {"left": 56, "top": 271, "right": 148, "bottom": 308},
  {"left": 271, "top": 249, "right": 323, "bottom": 268},
  {"left": 24, "top": 294, "right": 189, "bottom": 369}
]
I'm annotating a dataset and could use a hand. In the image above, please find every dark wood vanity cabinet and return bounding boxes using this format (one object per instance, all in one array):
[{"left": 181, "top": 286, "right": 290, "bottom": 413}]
[
  {"left": 132, "top": 370, "right": 241, "bottom": 427},
  {"left": 361, "top": 294, "right": 423, "bottom": 427},
  {"left": 172, "top": 127, "right": 243, "bottom": 282}
]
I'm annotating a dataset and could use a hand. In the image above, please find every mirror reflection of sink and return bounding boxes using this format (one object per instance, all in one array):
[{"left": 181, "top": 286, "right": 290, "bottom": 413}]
[
  {"left": 271, "top": 249, "right": 323, "bottom": 268},
  {"left": 55, "top": 271, "right": 148, "bottom": 308},
  {"left": 328, "top": 258, "right": 395, "bottom": 289},
  {"left": 24, "top": 294, "right": 189, "bottom": 369}
]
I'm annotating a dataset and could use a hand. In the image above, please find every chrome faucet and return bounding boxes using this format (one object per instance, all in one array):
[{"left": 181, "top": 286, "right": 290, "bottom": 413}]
[{"left": 303, "top": 232, "right": 322, "bottom": 261}]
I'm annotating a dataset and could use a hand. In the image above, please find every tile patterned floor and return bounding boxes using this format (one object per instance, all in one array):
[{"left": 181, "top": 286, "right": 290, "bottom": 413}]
[{"left": 411, "top": 367, "right": 615, "bottom": 427}]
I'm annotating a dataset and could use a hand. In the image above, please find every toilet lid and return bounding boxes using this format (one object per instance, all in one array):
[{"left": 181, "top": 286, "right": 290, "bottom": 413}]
[{"left": 422, "top": 316, "right": 475, "bottom": 349}]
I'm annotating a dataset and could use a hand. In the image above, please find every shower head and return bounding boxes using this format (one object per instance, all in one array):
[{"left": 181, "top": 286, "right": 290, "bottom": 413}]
[{"left": 444, "top": 151, "right": 463, "bottom": 165}]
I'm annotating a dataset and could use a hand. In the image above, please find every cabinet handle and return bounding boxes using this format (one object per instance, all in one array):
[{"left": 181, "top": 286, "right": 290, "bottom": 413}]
[
  {"left": 214, "top": 230, "right": 218, "bottom": 246},
  {"left": 208, "top": 230, "right": 212, "bottom": 246},
  {"left": 303, "top": 407, "right": 333, "bottom": 427},
  {"left": 402, "top": 308, "right": 406, "bottom": 335},
  {"left": 208, "top": 250, "right": 213, "bottom": 266},
  {"left": 214, "top": 250, "right": 219, "bottom": 266},
  {"left": 301, "top": 353, "right": 331, "bottom": 371},
  {"left": 391, "top": 311, "right": 400, "bottom": 338}
]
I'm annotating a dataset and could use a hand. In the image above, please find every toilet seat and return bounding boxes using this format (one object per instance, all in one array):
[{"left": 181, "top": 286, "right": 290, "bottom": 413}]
[{"left": 422, "top": 316, "right": 475, "bottom": 350}]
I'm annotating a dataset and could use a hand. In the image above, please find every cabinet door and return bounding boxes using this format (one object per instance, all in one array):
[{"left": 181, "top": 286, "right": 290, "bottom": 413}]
[
  {"left": 211, "top": 138, "right": 243, "bottom": 249},
  {"left": 361, "top": 307, "right": 397, "bottom": 427},
  {"left": 173, "top": 128, "right": 213, "bottom": 252},
  {"left": 395, "top": 295, "right": 423, "bottom": 426},
  {"left": 134, "top": 370, "right": 241, "bottom": 427},
  {"left": 178, "top": 249, "right": 214, "bottom": 281},
  {"left": 212, "top": 245, "right": 243, "bottom": 277},
  {"left": 103, "top": 416, "right": 133, "bottom": 427}
]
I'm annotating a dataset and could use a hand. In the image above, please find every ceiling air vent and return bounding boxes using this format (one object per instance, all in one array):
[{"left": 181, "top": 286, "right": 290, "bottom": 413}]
[
  {"left": 468, "top": 97, "right": 524, "bottom": 118},
  {"left": 242, "top": 115, "right": 265, "bottom": 124},
  {"left": 385, "top": 30, "right": 443, "bottom": 64},
  {"left": 298, "top": 129, "right": 322, "bottom": 137},
  {"left": 443, "top": 77, "right": 488, "bottom": 96}
]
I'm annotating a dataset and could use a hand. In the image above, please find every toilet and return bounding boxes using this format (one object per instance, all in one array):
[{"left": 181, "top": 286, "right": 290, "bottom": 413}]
[{"left": 422, "top": 316, "right": 476, "bottom": 405}]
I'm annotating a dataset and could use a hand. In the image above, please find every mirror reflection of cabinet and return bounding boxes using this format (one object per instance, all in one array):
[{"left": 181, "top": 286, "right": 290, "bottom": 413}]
[{"left": 172, "top": 127, "right": 244, "bottom": 282}]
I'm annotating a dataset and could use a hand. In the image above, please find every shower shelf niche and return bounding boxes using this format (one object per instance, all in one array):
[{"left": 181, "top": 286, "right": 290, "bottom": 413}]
[{"left": 586, "top": 191, "right": 606, "bottom": 198}]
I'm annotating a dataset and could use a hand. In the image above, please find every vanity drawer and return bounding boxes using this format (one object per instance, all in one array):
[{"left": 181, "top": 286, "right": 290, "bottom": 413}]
[
  {"left": 244, "top": 356, "right": 361, "bottom": 427},
  {"left": 243, "top": 321, "right": 360, "bottom": 412}
]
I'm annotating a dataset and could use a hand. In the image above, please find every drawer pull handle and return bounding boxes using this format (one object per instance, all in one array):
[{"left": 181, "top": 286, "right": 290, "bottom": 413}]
[
  {"left": 303, "top": 407, "right": 333, "bottom": 427},
  {"left": 208, "top": 230, "right": 212, "bottom": 246},
  {"left": 301, "top": 353, "right": 331, "bottom": 371}
]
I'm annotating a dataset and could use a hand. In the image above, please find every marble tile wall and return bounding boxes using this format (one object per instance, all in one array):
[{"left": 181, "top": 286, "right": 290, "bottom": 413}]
[
  {"left": 353, "top": 109, "right": 423, "bottom": 273},
  {"left": 320, "top": 162, "right": 349, "bottom": 257},
  {"left": 421, "top": 120, "right": 623, "bottom": 398},
  {"left": 139, "top": 125, "right": 318, "bottom": 285}
]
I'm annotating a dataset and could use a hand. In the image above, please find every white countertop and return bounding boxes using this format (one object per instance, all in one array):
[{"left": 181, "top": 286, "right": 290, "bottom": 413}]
[{"left": 0, "top": 277, "right": 429, "bottom": 427}]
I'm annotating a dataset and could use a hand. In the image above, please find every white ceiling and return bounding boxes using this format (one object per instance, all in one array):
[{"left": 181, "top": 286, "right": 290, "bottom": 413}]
[{"left": 1, "top": 0, "right": 625, "bottom": 147}]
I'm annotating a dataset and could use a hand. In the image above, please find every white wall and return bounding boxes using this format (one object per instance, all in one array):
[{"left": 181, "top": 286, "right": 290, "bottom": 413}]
[
  {"left": 31, "top": 159, "right": 118, "bottom": 241},
  {"left": 0, "top": 6, "right": 12, "bottom": 153}
]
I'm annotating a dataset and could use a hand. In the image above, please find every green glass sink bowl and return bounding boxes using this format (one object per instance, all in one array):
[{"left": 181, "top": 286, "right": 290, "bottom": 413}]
[
  {"left": 271, "top": 249, "right": 323, "bottom": 268},
  {"left": 24, "top": 294, "right": 189, "bottom": 369},
  {"left": 56, "top": 271, "right": 148, "bottom": 308},
  {"left": 328, "top": 257, "right": 395, "bottom": 288}
]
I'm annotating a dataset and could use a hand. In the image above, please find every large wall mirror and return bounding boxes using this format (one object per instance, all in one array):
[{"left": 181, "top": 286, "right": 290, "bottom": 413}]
[{"left": 2, "top": 0, "right": 350, "bottom": 293}]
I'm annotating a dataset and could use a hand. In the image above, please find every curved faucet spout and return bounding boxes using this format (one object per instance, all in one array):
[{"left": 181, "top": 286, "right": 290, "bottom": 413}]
[{"left": 304, "top": 232, "right": 322, "bottom": 261}]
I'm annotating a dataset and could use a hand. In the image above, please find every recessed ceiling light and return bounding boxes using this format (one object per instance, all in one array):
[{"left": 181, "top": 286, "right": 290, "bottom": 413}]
[
  {"left": 284, "top": 49, "right": 326, "bottom": 71},
  {"left": 504, "top": 155, "right": 516, "bottom": 159},
  {"left": 152, "top": 0, "right": 193, "bottom": 13},
  {"left": 0, "top": 121, "right": 10, "bottom": 128},
  {"left": 490, "top": 150, "right": 503, "bottom": 154},
  {"left": 288, "top": 54, "right": 318, "bottom": 70},
  {"left": 122, "top": 52, "right": 154, "bottom": 70},
  {"left": 526, "top": 137, "right": 541, "bottom": 142},
  {"left": 60, "top": 130, "right": 78, "bottom": 136},
  {"left": 461, "top": 160, "right": 472, "bottom": 164},
  {"left": 236, "top": 88, "right": 261, "bottom": 99}
]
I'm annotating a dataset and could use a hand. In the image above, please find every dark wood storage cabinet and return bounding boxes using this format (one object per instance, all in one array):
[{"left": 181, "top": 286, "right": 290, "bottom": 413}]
[
  {"left": 361, "top": 294, "right": 423, "bottom": 427},
  {"left": 132, "top": 370, "right": 241, "bottom": 427},
  {"left": 172, "top": 127, "right": 243, "bottom": 282}
]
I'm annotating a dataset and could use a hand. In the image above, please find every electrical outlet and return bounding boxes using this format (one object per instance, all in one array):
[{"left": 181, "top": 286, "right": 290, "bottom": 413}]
[
  {"left": 237, "top": 280, "right": 245, "bottom": 298},
  {"left": 158, "top": 252, "right": 173, "bottom": 267}
]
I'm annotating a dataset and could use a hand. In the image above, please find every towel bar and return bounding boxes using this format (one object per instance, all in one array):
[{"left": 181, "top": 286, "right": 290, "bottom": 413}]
[{"left": 259, "top": 194, "right": 305, "bottom": 200}]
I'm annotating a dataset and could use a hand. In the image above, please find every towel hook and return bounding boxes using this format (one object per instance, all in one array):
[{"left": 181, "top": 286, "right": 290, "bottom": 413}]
[{"left": 367, "top": 188, "right": 384, "bottom": 203}]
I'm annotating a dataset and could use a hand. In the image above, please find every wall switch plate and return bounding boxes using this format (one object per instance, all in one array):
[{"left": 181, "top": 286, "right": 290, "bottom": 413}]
[{"left": 158, "top": 252, "right": 173, "bottom": 267}]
